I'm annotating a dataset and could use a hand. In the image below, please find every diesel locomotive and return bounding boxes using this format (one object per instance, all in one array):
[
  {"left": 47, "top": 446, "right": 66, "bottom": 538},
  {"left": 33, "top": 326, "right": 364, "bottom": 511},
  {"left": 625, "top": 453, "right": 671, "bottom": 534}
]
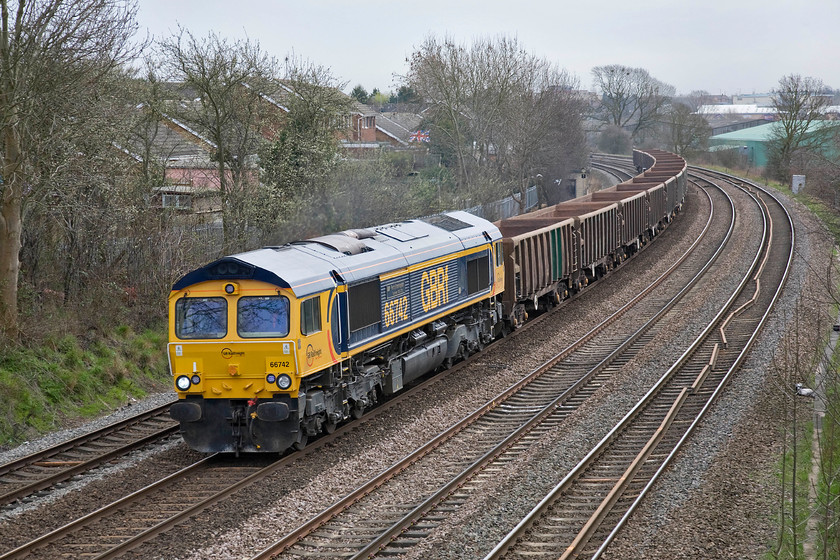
[{"left": 168, "top": 149, "right": 687, "bottom": 453}]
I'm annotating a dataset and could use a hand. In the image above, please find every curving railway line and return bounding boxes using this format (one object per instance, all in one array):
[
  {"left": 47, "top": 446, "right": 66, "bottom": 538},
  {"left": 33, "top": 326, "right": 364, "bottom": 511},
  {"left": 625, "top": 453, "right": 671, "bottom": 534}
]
[
  {"left": 0, "top": 160, "right": 799, "bottom": 560},
  {"left": 238, "top": 165, "right": 790, "bottom": 560},
  {"left": 242, "top": 167, "right": 730, "bottom": 560},
  {"left": 483, "top": 169, "right": 793, "bottom": 559}
]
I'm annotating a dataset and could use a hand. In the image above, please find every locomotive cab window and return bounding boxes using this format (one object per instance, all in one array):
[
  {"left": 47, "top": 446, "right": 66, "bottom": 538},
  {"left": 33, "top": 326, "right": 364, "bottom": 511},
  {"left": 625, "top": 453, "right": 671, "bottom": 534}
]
[
  {"left": 237, "top": 296, "right": 290, "bottom": 338},
  {"left": 301, "top": 296, "right": 322, "bottom": 335},
  {"left": 175, "top": 297, "right": 227, "bottom": 339}
]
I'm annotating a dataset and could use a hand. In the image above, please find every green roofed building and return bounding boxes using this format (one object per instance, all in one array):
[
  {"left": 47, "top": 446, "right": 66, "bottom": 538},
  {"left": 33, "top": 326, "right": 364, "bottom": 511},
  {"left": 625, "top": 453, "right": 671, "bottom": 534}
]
[{"left": 709, "top": 120, "right": 840, "bottom": 168}]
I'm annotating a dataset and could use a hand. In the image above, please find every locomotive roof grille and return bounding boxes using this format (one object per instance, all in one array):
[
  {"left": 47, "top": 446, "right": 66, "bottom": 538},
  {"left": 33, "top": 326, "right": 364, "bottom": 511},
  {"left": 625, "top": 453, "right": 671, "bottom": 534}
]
[{"left": 422, "top": 214, "right": 472, "bottom": 232}]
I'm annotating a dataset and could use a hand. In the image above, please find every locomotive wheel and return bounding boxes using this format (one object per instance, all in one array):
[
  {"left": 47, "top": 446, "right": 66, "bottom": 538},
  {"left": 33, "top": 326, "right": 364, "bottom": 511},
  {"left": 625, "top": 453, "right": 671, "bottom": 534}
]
[
  {"left": 324, "top": 419, "right": 337, "bottom": 434},
  {"left": 351, "top": 401, "right": 365, "bottom": 420}
]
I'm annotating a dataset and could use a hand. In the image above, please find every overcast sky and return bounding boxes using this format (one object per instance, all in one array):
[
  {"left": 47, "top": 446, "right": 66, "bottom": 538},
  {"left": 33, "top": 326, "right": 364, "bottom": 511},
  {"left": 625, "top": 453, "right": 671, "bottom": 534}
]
[{"left": 135, "top": 0, "right": 839, "bottom": 97}]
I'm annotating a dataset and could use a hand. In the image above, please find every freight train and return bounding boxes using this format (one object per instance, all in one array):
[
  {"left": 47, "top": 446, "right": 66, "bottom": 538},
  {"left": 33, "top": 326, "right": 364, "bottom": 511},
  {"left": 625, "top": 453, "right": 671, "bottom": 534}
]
[{"left": 168, "top": 149, "right": 687, "bottom": 453}]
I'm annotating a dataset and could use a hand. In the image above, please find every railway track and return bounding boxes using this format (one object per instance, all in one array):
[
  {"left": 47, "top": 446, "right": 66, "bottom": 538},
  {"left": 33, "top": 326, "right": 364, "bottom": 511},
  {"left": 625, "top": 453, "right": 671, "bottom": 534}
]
[
  {"left": 2, "top": 160, "right": 788, "bottom": 560},
  {"left": 589, "top": 156, "right": 635, "bottom": 184},
  {"left": 0, "top": 401, "right": 178, "bottom": 508},
  {"left": 241, "top": 176, "right": 734, "bottom": 559},
  {"left": 0, "top": 158, "right": 705, "bottom": 559},
  {"left": 0, "top": 453, "right": 283, "bottom": 559},
  {"left": 482, "top": 168, "right": 793, "bottom": 559}
]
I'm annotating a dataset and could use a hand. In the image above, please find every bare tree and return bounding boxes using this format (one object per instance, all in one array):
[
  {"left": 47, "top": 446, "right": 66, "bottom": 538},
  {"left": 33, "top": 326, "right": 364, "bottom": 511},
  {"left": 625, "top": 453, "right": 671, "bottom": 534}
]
[
  {"left": 153, "top": 29, "right": 279, "bottom": 253},
  {"left": 407, "top": 35, "right": 485, "bottom": 193},
  {"left": 500, "top": 76, "right": 587, "bottom": 207},
  {"left": 807, "top": 133, "right": 840, "bottom": 207},
  {"left": 682, "top": 90, "right": 716, "bottom": 112},
  {"left": 768, "top": 74, "right": 834, "bottom": 183},
  {"left": 407, "top": 35, "right": 586, "bottom": 205},
  {"left": 0, "top": 0, "right": 141, "bottom": 342},
  {"left": 591, "top": 64, "right": 675, "bottom": 140},
  {"left": 662, "top": 102, "right": 712, "bottom": 157}
]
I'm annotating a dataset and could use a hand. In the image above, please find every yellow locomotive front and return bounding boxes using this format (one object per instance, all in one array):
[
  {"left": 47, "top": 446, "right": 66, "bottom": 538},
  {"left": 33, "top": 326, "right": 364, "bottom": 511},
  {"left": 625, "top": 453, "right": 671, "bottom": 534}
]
[{"left": 168, "top": 275, "right": 334, "bottom": 453}]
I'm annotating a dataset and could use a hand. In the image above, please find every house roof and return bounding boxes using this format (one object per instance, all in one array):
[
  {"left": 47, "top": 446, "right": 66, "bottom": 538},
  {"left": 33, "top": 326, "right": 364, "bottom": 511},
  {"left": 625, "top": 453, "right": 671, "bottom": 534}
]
[
  {"left": 697, "top": 104, "right": 776, "bottom": 115},
  {"left": 351, "top": 100, "right": 377, "bottom": 117},
  {"left": 121, "top": 109, "right": 213, "bottom": 165},
  {"left": 376, "top": 112, "right": 423, "bottom": 145}
]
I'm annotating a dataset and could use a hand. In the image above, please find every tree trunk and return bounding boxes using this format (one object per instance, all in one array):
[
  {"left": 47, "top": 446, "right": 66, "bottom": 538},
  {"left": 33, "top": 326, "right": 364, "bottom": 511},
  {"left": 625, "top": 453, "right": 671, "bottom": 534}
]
[{"left": 0, "top": 123, "right": 22, "bottom": 341}]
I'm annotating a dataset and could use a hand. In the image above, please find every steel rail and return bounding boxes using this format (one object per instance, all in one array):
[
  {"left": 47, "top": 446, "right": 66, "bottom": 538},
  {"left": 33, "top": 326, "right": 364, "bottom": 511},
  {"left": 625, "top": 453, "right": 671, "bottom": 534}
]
[
  {"left": 590, "top": 169, "right": 795, "bottom": 559},
  {"left": 247, "top": 181, "right": 722, "bottom": 560},
  {"left": 0, "top": 455, "right": 216, "bottom": 560},
  {"left": 0, "top": 400, "right": 176, "bottom": 477},
  {"left": 483, "top": 175, "right": 782, "bottom": 559},
  {"left": 0, "top": 401, "right": 178, "bottom": 506}
]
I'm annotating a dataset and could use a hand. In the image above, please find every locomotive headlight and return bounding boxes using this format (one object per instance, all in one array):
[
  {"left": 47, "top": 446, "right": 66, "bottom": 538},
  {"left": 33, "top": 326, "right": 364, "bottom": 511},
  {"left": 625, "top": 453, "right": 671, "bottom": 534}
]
[
  {"left": 224, "top": 282, "right": 239, "bottom": 295},
  {"left": 175, "top": 375, "right": 192, "bottom": 391},
  {"left": 277, "top": 374, "right": 292, "bottom": 389}
]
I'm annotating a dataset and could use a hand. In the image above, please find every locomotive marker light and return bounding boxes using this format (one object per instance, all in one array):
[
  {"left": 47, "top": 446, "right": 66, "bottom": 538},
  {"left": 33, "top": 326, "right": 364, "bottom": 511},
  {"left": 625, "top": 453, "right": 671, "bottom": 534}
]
[
  {"left": 266, "top": 374, "right": 277, "bottom": 384},
  {"left": 191, "top": 375, "right": 201, "bottom": 385},
  {"left": 175, "top": 375, "right": 191, "bottom": 391}
]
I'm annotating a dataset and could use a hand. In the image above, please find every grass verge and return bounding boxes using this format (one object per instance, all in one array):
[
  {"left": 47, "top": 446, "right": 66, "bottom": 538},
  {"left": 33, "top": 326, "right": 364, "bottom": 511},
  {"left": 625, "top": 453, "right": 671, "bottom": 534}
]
[{"left": 0, "top": 326, "right": 171, "bottom": 449}]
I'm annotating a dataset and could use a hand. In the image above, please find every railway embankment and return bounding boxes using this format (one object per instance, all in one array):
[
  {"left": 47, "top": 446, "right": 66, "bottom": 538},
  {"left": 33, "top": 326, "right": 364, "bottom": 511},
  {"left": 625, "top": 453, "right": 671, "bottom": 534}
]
[{"left": 0, "top": 327, "right": 170, "bottom": 451}]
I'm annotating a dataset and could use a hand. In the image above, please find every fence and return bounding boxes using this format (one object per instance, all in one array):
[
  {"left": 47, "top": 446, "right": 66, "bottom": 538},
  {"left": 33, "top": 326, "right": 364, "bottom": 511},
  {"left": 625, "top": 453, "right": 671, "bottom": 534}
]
[{"left": 464, "top": 185, "right": 539, "bottom": 221}]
